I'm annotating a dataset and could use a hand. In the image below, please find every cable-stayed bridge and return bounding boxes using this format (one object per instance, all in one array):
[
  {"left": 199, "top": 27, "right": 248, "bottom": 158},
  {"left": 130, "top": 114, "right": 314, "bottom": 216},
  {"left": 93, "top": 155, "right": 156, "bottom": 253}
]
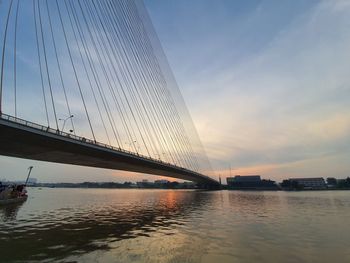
[{"left": 0, "top": 0, "right": 218, "bottom": 187}]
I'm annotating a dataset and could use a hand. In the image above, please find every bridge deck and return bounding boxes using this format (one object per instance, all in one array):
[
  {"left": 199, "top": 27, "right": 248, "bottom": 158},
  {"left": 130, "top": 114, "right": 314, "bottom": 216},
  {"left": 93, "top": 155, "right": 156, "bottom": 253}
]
[{"left": 0, "top": 114, "right": 218, "bottom": 186}]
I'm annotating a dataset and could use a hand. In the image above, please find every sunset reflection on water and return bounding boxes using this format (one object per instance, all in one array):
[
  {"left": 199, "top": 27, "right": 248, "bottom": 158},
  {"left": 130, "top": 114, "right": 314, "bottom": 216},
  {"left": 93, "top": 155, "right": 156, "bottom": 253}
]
[{"left": 1, "top": 189, "right": 350, "bottom": 263}]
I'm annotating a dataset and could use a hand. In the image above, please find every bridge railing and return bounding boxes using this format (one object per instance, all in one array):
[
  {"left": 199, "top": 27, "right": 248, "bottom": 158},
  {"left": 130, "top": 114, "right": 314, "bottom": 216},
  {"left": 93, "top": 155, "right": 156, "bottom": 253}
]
[{"left": 0, "top": 113, "right": 210, "bottom": 178}]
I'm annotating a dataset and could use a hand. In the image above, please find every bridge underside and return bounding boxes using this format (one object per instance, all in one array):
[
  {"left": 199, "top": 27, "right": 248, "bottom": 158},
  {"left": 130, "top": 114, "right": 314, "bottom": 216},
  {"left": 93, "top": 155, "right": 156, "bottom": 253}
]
[{"left": 0, "top": 118, "right": 219, "bottom": 187}]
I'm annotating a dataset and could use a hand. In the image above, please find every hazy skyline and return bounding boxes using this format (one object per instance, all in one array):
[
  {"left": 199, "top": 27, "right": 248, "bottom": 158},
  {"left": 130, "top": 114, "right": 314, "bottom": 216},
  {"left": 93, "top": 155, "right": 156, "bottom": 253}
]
[{"left": 1, "top": 0, "right": 350, "bottom": 183}]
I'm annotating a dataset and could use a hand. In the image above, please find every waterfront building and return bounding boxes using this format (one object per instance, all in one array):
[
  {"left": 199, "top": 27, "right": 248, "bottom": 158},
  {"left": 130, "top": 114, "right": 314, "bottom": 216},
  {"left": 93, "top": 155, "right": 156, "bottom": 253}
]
[
  {"left": 227, "top": 175, "right": 261, "bottom": 184},
  {"left": 326, "top": 177, "right": 337, "bottom": 188},
  {"left": 289, "top": 177, "right": 326, "bottom": 190},
  {"left": 226, "top": 175, "right": 278, "bottom": 190}
]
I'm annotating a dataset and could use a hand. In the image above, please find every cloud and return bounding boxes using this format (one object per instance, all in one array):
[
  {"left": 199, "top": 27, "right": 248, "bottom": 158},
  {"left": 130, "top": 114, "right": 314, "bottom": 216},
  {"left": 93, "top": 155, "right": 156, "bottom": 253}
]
[{"left": 174, "top": 0, "right": 350, "bottom": 178}]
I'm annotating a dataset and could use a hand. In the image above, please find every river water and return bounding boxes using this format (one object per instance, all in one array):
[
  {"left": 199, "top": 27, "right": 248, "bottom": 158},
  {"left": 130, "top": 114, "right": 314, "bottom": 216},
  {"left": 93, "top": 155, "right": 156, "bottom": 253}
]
[{"left": 0, "top": 188, "right": 350, "bottom": 263}]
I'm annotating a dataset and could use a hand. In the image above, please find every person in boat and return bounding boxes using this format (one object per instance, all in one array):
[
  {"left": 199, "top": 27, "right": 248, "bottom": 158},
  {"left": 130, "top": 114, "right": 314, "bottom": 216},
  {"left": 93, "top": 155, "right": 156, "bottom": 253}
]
[
  {"left": 17, "top": 184, "right": 26, "bottom": 197},
  {"left": 16, "top": 184, "right": 23, "bottom": 192},
  {"left": 9, "top": 184, "right": 25, "bottom": 198},
  {"left": 0, "top": 182, "right": 5, "bottom": 194}
]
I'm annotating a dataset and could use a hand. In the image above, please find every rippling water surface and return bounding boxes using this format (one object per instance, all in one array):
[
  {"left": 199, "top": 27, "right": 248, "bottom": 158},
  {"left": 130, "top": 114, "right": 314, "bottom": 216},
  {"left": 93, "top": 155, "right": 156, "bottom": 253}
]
[{"left": 1, "top": 188, "right": 350, "bottom": 262}]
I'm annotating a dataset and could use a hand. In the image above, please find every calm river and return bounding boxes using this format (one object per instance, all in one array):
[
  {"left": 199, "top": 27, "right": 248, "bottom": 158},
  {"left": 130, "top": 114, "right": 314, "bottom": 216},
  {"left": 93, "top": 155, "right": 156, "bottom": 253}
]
[{"left": 1, "top": 188, "right": 350, "bottom": 262}]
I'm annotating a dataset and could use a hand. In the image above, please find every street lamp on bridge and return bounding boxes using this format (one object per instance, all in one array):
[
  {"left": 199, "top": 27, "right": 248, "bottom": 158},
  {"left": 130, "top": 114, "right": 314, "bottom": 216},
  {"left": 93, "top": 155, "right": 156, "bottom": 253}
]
[
  {"left": 125, "top": 140, "right": 137, "bottom": 152},
  {"left": 59, "top": 115, "right": 74, "bottom": 133}
]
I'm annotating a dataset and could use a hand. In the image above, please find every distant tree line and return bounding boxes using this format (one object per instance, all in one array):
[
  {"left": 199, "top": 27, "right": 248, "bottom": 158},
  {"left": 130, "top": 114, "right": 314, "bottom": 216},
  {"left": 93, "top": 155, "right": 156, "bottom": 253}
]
[{"left": 333, "top": 177, "right": 350, "bottom": 188}]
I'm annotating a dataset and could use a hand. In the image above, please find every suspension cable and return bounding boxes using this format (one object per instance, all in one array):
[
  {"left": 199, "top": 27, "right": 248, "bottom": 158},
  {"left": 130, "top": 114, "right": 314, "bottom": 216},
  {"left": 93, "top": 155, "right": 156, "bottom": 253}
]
[
  {"left": 13, "top": 0, "right": 20, "bottom": 117},
  {"left": 55, "top": 0, "right": 96, "bottom": 141},
  {"left": 45, "top": 0, "right": 76, "bottom": 134},
  {"left": 33, "top": 0, "right": 50, "bottom": 126},
  {"left": 0, "top": 0, "right": 14, "bottom": 115},
  {"left": 37, "top": 0, "right": 59, "bottom": 130}
]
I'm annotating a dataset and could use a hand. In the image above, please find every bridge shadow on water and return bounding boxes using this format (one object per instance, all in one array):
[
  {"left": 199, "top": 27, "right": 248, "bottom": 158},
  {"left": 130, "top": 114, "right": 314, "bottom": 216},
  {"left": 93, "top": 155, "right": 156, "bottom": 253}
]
[{"left": 0, "top": 189, "right": 215, "bottom": 262}]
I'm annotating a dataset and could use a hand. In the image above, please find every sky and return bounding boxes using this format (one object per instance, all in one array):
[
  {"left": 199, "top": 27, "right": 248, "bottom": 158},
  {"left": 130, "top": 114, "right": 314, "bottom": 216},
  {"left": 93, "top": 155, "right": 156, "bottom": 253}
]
[
  {"left": 1, "top": 0, "right": 350, "bottom": 183},
  {"left": 144, "top": 0, "right": 350, "bottom": 181}
]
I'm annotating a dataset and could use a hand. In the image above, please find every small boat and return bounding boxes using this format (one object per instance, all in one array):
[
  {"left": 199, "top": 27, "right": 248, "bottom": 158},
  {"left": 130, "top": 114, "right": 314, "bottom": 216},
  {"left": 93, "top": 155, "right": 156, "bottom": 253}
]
[
  {"left": 0, "top": 166, "right": 33, "bottom": 206},
  {"left": 0, "top": 196, "right": 28, "bottom": 206}
]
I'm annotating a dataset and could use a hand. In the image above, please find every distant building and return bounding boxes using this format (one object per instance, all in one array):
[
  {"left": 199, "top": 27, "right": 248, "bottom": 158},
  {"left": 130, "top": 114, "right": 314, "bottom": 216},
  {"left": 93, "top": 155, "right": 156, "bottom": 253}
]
[
  {"left": 181, "top": 182, "right": 196, "bottom": 188},
  {"left": 27, "top": 178, "right": 37, "bottom": 184},
  {"left": 326, "top": 177, "right": 337, "bottom": 187},
  {"left": 154, "top": 180, "right": 169, "bottom": 185},
  {"left": 136, "top": 179, "right": 153, "bottom": 188},
  {"left": 289, "top": 177, "right": 326, "bottom": 190},
  {"left": 227, "top": 175, "right": 261, "bottom": 184},
  {"left": 226, "top": 175, "right": 278, "bottom": 190}
]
